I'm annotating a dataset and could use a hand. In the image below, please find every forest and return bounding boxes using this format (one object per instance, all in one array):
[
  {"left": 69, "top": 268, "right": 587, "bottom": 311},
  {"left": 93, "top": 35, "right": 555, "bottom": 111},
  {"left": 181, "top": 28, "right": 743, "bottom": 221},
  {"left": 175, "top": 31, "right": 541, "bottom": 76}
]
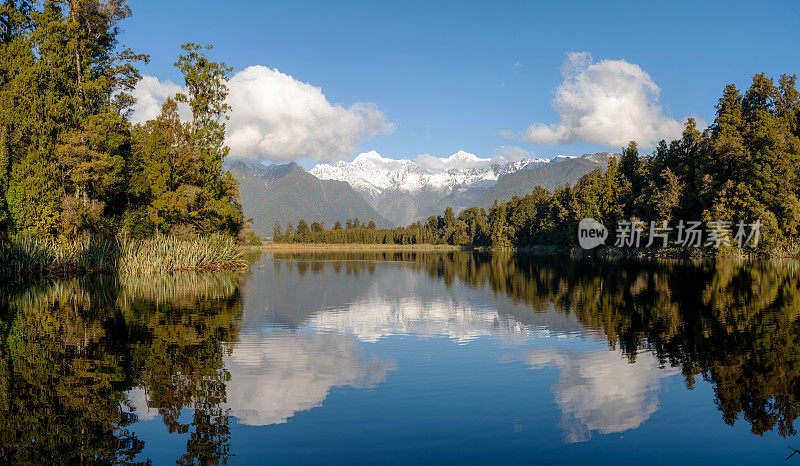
[
  {"left": 276, "top": 73, "right": 800, "bottom": 256},
  {"left": 2, "top": 2, "right": 799, "bottom": 259},
  {"left": 0, "top": 1, "right": 246, "bottom": 243}
]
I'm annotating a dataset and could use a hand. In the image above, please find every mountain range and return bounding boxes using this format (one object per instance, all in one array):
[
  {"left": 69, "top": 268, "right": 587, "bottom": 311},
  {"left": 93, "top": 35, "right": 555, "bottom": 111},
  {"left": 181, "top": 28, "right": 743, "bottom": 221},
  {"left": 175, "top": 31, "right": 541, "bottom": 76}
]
[
  {"left": 474, "top": 152, "right": 617, "bottom": 208},
  {"left": 310, "top": 150, "right": 548, "bottom": 224},
  {"left": 227, "top": 151, "right": 618, "bottom": 234},
  {"left": 225, "top": 160, "right": 390, "bottom": 237}
]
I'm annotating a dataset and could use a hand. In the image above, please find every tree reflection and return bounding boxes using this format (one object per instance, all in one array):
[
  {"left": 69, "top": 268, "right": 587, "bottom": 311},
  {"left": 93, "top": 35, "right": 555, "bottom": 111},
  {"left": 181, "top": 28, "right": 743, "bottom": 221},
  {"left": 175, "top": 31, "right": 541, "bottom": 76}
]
[
  {"left": 0, "top": 273, "right": 244, "bottom": 464},
  {"left": 2, "top": 252, "right": 800, "bottom": 463},
  {"left": 274, "top": 251, "right": 800, "bottom": 438}
]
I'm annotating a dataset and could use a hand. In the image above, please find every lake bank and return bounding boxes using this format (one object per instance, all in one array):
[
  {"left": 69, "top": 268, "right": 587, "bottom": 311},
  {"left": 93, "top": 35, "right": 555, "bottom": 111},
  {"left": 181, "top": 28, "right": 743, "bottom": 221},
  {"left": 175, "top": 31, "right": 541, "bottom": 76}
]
[
  {"left": 254, "top": 242, "right": 800, "bottom": 261},
  {"left": 252, "top": 243, "right": 464, "bottom": 252}
]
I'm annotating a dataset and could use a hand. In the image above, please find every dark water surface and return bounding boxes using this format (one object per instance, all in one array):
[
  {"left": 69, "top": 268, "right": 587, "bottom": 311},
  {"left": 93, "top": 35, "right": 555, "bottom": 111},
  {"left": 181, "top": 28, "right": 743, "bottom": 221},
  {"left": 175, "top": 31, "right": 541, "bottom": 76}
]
[{"left": 2, "top": 251, "right": 800, "bottom": 464}]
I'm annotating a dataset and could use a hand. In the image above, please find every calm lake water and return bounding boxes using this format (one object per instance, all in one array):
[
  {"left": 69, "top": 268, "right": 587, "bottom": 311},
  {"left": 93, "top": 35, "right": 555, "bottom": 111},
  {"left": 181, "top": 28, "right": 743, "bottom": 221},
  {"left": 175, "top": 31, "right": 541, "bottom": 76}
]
[{"left": 2, "top": 251, "right": 800, "bottom": 464}]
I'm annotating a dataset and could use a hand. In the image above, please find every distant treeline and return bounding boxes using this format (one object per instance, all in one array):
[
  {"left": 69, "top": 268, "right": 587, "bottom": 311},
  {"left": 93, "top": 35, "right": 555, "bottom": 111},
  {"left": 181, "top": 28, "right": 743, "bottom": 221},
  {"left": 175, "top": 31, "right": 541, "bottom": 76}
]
[
  {"left": 277, "top": 73, "right": 800, "bottom": 253},
  {"left": 272, "top": 211, "right": 486, "bottom": 245},
  {"left": 0, "top": 2, "right": 251, "bottom": 243}
]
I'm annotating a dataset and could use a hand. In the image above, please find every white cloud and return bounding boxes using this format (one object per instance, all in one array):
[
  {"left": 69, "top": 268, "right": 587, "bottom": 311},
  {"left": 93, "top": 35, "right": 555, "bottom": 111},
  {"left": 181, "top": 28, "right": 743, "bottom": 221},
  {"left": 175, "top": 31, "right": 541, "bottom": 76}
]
[
  {"left": 495, "top": 145, "right": 534, "bottom": 161},
  {"left": 523, "top": 52, "right": 683, "bottom": 148},
  {"left": 122, "top": 332, "right": 393, "bottom": 428},
  {"left": 130, "top": 66, "right": 394, "bottom": 162},
  {"left": 226, "top": 66, "right": 394, "bottom": 161},
  {"left": 122, "top": 387, "right": 159, "bottom": 422},
  {"left": 497, "top": 129, "right": 515, "bottom": 139},
  {"left": 129, "top": 75, "right": 190, "bottom": 124}
]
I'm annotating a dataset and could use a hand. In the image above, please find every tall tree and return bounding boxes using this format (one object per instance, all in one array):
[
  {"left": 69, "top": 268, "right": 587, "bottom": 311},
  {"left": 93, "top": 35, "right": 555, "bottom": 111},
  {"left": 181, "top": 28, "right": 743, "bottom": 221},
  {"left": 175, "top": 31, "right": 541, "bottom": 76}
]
[
  {"left": 0, "top": 0, "right": 146, "bottom": 238},
  {"left": 174, "top": 43, "right": 232, "bottom": 195}
]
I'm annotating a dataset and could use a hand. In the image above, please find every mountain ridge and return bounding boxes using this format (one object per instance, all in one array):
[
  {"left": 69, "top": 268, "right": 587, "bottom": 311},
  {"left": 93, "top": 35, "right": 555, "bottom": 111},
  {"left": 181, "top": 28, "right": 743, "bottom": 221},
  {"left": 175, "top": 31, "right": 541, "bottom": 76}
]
[
  {"left": 226, "top": 160, "right": 391, "bottom": 237},
  {"left": 474, "top": 152, "right": 619, "bottom": 208},
  {"left": 310, "top": 150, "right": 548, "bottom": 224}
]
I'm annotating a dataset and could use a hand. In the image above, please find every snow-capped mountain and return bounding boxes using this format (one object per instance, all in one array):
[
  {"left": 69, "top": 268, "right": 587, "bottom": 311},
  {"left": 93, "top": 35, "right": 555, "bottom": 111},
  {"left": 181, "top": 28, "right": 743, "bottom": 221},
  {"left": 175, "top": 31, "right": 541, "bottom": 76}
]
[
  {"left": 310, "top": 150, "right": 547, "bottom": 224},
  {"left": 549, "top": 155, "right": 578, "bottom": 164},
  {"left": 311, "top": 150, "right": 544, "bottom": 198}
]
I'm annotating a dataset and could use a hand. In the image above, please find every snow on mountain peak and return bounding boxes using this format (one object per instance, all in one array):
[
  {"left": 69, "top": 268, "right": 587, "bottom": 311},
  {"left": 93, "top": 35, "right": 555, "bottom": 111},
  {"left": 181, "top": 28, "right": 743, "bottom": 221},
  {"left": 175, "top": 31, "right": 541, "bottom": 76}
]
[
  {"left": 451, "top": 150, "right": 480, "bottom": 160},
  {"left": 310, "top": 150, "right": 547, "bottom": 196},
  {"left": 550, "top": 155, "right": 578, "bottom": 164},
  {"left": 353, "top": 150, "right": 382, "bottom": 161},
  {"left": 352, "top": 150, "right": 405, "bottom": 164},
  {"left": 416, "top": 151, "right": 492, "bottom": 172}
]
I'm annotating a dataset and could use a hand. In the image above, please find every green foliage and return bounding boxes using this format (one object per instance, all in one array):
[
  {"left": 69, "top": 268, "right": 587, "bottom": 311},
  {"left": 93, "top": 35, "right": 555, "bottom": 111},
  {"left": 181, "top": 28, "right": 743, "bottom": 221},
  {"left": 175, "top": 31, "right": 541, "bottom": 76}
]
[
  {"left": 0, "top": 3, "right": 243, "bottom": 242},
  {"left": 275, "top": 208, "right": 491, "bottom": 246},
  {"left": 119, "top": 234, "right": 246, "bottom": 275},
  {"left": 174, "top": 42, "right": 234, "bottom": 196}
]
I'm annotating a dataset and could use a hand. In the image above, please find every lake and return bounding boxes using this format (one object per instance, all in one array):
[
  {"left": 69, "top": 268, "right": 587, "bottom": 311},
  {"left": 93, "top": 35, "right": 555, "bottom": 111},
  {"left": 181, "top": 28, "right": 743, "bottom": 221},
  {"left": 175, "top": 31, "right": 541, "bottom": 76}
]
[{"left": 1, "top": 251, "right": 799, "bottom": 464}]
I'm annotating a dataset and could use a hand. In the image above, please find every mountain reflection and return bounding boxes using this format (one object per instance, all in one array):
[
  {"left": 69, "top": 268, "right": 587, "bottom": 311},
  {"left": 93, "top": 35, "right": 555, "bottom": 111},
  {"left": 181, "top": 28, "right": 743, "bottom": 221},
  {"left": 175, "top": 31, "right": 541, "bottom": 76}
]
[
  {"left": 1, "top": 252, "right": 800, "bottom": 463},
  {"left": 269, "top": 251, "right": 800, "bottom": 439}
]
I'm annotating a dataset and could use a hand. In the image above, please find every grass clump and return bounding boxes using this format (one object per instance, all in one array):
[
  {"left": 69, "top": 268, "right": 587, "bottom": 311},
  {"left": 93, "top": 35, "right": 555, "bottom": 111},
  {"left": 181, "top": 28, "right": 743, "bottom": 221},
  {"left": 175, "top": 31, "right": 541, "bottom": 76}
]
[
  {"left": 0, "top": 234, "right": 247, "bottom": 277},
  {"left": 119, "top": 234, "right": 247, "bottom": 275}
]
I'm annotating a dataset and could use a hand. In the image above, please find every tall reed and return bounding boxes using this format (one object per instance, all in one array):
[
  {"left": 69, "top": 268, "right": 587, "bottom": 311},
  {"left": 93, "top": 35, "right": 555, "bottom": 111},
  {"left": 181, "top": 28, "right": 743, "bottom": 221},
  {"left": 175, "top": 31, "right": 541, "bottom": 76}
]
[
  {"left": 0, "top": 234, "right": 247, "bottom": 277},
  {"left": 119, "top": 234, "right": 247, "bottom": 275}
]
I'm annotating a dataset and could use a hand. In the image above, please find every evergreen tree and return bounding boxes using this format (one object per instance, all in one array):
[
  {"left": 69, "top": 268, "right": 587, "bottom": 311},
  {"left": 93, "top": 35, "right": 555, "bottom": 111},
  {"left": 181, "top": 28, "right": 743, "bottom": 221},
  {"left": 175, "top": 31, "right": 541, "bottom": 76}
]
[
  {"left": 273, "top": 221, "right": 281, "bottom": 241},
  {"left": 296, "top": 219, "right": 310, "bottom": 242},
  {"left": 619, "top": 141, "right": 640, "bottom": 185}
]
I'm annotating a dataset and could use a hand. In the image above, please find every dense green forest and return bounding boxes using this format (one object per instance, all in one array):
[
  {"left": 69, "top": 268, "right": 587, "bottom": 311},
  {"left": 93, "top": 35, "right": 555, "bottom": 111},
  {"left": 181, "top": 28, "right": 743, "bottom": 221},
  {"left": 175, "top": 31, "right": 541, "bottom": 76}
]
[
  {"left": 277, "top": 73, "right": 800, "bottom": 255},
  {"left": 2, "top": 3, "right": 798, "bottom": 256},
  {"left": 0, "top": 1, "right": 245, "bottom": 242}
]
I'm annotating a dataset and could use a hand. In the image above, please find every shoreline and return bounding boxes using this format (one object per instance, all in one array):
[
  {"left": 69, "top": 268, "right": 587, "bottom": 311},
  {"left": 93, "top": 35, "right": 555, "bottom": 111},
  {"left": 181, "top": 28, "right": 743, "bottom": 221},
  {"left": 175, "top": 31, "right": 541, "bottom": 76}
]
[
  {"left": 249, "top": 243, "right": 464, "bottom": 252},
  {"left": 247, "top": 242, "right": 800, "bottom": 261}
]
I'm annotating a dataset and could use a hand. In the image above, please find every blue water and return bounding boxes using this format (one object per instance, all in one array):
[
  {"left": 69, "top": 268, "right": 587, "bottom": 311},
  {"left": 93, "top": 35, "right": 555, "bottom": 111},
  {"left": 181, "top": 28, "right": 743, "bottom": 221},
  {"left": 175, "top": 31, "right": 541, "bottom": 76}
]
[
  {"left": 122, "top": 253, "right": 797, "bottom": 464},
  {"left": 2, "top": 251, "right": 797, "bottom": 464}
]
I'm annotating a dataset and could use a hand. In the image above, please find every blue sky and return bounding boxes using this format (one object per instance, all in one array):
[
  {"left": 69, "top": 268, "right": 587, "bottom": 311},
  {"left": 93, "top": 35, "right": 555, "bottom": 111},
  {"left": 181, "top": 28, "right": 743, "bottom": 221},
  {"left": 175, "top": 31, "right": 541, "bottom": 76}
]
[{"left": 124, "top": 0, "right": 800, "bottom": 166}]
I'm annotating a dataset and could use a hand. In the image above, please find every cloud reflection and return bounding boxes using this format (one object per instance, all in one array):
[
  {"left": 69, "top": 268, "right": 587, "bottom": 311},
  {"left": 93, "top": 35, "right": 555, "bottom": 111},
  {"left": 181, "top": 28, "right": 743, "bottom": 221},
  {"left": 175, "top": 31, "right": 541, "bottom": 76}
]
[
  {"left": 307, "top": 296, "right": 543, "bottom": 344},
  {"left": 526, "top": 346, "right": 677, "bottom": 443},
  {"left": 222, "top": 332, "right": 395, "bottom": 426}
]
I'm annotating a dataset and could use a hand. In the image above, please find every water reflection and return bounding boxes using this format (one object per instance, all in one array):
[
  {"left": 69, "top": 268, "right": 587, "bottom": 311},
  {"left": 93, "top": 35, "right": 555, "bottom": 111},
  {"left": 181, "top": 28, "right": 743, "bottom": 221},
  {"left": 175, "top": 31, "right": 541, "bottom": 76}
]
[
  {"left": 1, "top": 252, "right": 799, "bottom": 463},
  {"left": 267, "top": 251, "right": 800, "bottom": 440},
  {"left": 0, "top": 273, "right": 244, "bottom": 464},
  {"left": 222, "top": 332, "right": 393, "bottom": 426},
  {"left": 525, "top": 345, "right": 676, "bottom": 443}
]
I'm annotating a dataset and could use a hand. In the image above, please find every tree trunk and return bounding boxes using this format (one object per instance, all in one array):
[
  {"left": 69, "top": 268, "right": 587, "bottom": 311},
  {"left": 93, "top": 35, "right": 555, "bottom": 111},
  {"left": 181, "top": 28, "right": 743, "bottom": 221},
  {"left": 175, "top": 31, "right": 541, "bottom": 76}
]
[{"left": 70, "top": 1, "right": 86, "bottom": 108}]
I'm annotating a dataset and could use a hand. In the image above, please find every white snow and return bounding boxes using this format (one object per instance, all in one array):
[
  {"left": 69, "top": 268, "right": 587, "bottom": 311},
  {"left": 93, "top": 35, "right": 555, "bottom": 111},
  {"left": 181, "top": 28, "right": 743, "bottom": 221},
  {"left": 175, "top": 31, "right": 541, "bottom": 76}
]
[
  {"left": 550, "top": 155, "right": 578, "bottom": 164},
  {"left": 310, "top": 150, "right": 549, "bottom": 196}
]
